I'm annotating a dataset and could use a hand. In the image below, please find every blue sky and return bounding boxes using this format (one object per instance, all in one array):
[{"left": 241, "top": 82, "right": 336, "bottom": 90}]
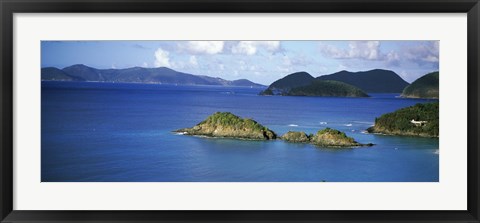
[{"left": 42, "top": 40, "right": 439, "bottom": 85}]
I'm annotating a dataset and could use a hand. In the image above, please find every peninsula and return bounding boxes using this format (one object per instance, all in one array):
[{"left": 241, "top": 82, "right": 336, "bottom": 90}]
[{"left": 367, "top": 102, "right": 439, "bottom": 137}]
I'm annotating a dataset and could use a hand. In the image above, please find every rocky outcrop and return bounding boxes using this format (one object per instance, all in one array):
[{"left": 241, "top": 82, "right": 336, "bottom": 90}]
[
  {"left": 174, "top": 112, "right": 277, "bottom": 140},
  {"left": 281, "top": 128, "right": 373, "bottom": 147},
  {"left": 310, "top": 128, "right": 371, "bottom": 147},
  {"left": 281, "top": 131, "right": 311, "bottom": 143}
]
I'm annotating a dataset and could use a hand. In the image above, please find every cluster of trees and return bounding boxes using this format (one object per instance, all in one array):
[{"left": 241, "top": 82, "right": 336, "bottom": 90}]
[
  {"left": 317, "top": 127, "right": 348, "bottom": 138},
  {"left": 200, "top": 112, "right": 268, "bottom": 132},
  {"left": 371, "top": 103, "right": 439, "bottom": 137},
  {"left": 315, "top": 128, "right": 356, "bottom": 142}
]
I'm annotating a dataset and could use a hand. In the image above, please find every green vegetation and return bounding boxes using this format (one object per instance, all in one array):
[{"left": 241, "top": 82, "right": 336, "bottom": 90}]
[
  {"left": 367, "top": 103, "right": 439, "bottom": 137},
  {"left": 401, "top": 71, "right": 439, "bottom": 99},
  {"left": 199, "top": 112, "right": 271, "bottom": 133},
  {"left": 310, "top": 128, "right": 366, "bottom": 147},
  {"left": 286, "top": 80, "right": 369, "bottom": 97},
  {"left": 281, "top": 128, "right": 373, "bottom": 147},
  {"left": 281, "top": 131, "right": 311, "bottom": 143},
  {"left": 175, "top": 112, "right": 277, "bottom": 140}
]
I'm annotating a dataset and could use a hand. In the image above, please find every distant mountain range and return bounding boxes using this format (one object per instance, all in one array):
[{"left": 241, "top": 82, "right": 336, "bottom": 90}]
[
  {"left": 261, "top": 69, "right": 411, "bottom": 95},
  {"left": 41, "top": 64, "right": 265, "bottom": 87},
  {"left": 401, "top": 71, "right": 439, "bottom": 99}
]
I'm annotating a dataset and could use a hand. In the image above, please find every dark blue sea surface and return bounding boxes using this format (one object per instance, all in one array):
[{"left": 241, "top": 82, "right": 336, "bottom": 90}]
[{"left": 41, "top": 81, "right": 439, "bottom": 182}]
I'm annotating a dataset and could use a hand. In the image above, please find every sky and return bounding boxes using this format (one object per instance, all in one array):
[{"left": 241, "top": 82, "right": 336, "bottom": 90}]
[{"left": 42, "top": 40, "right": 439, "bottom": 85}]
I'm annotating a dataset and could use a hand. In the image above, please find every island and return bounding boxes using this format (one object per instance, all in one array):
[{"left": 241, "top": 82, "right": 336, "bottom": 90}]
[
  {"left": 367, "top": 102, "right": 439, "bottom": 137},
  {"left": 175, "top": 112, "right": 373, "bottom": 147},
  {"left": 174, "top": 112, "right": 277, "bottom": 140},
  {"left": 316, "top": 69, "right": 409, "bottom": 93},
  {"left": 286, "top": 80, "right": 369, "bottom": 97},
  {"left": 401, "top": 71, "right": 439, "bottom": 99},
  {"left": 282, "top": 129, "right": 373, "bottom": 147},
  {"left": 261, "top": 69, "right": 409, "bottom": 95},
  {"left": 281, "top": 131, "right": 312, "bottom": 143},
  {"left": 260, "top": 72, "right": 369, "bottom": 97}
]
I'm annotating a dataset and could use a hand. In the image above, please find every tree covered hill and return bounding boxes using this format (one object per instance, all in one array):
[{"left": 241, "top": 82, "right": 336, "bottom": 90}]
[
  {"left": 316, "top": 69, "right": 409, "bottom": 93},
  {"left": 260, "top": 71, "right": 314, "bottom": 95},
  {"left": 261, "top": 69, "right": 410, "bottom": 96},
  {"left": 401, "top": 71, "right": 439, "bottom": 99},
  {"left": 367, "top": 102, "right": 439, "bottom": 137}
]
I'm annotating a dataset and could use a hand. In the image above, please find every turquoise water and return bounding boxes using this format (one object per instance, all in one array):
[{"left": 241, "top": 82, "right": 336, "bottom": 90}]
[{"left": 41, "top": 81, "right": 439, "bottom": 182}]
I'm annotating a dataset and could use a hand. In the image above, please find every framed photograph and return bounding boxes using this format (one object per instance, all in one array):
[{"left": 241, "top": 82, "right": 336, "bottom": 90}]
[{"left": 1, "top": 0, "right": 479, "bottom": 222}]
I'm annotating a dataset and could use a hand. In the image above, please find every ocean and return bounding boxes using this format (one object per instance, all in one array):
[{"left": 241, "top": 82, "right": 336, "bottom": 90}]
[{"left": 41, "top": 81, "right": 439, "bottom": 182}]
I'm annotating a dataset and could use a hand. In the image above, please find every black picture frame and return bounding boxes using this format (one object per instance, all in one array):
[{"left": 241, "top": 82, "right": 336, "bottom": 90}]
[{"left": 1, "top": 0, "right": 479, "bottom": 222}]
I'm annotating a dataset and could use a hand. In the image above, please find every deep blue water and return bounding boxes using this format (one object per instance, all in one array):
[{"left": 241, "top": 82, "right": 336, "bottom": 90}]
[{"left": 41, "top": 81, "right": 439, "bottom": 182}]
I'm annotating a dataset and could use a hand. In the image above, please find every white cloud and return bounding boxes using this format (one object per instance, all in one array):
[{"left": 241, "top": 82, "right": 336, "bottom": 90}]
[
  {"left": 321, "top": 41, "right": 382, "bottom": 60},
  {"left": 231, "top": 41, "right": 280, "bottom": 55},
  {"left": 282, "top": 54, "right": 312, "bottom": 67},
  {"left": 320, "top": 41, "right": 439, "bottom": 70},
  {"left": 178, "top": 41, "right": 224, "bottom": 54},
  {"left": 386, "top": 51, "right": 400, "bottom": 66},
  {"left": 154, "top": 48, "right": 171, "bottom": 67},
  {"left": 404, "top": 41, "right": 439, "bottom": 64},
  {"left": 141, "top": 62, "right": 149, "bottom": 68},
  {"left": 189, "top": 56, "right": 198, "bottom": 66},
  {"left": 232, "top": 41, "right": 257, "bottom": 55}
]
